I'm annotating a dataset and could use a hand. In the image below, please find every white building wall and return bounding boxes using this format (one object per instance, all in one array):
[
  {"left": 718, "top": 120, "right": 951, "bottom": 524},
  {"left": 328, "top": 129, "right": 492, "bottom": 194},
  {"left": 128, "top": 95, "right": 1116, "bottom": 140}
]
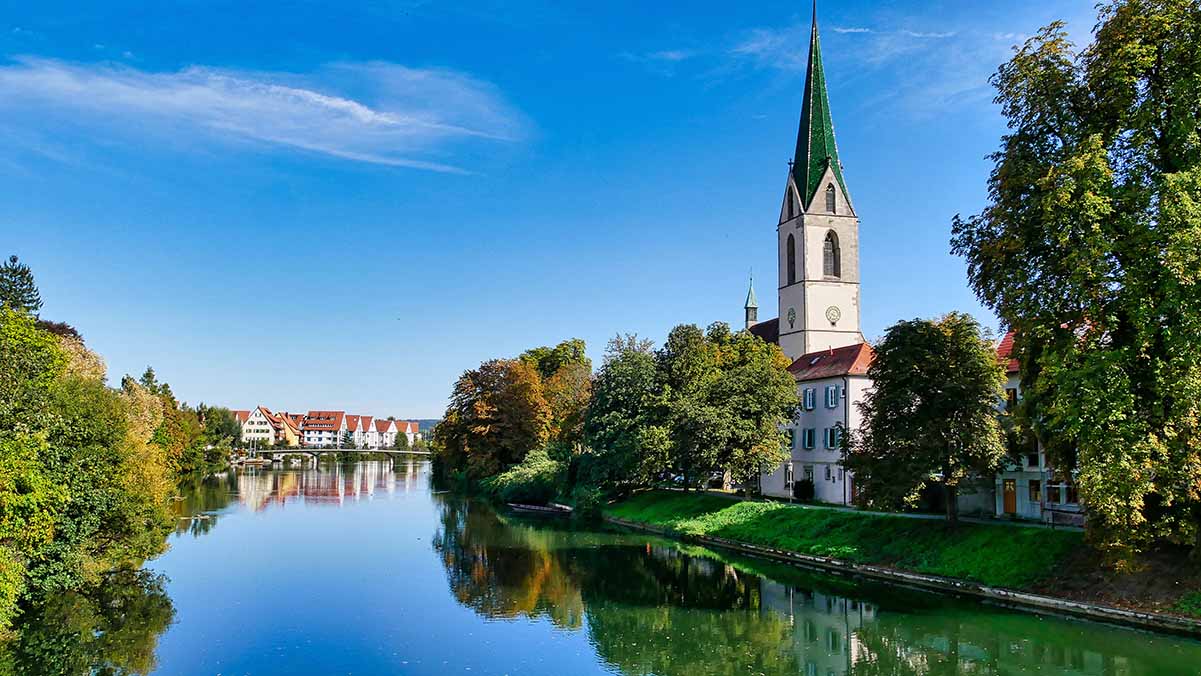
[
  {"left": 762, "top": 375, "right": 867, "bottom": 504},
  {"left": 242, "top": 409, "right": 274, "bottom": 444}
]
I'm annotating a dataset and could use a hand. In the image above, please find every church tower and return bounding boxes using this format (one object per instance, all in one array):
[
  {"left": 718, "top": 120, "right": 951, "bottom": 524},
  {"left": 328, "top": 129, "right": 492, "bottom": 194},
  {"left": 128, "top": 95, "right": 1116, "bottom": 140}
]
[{"left": 776, "top": 7, "right": 862, "bottom": 361}]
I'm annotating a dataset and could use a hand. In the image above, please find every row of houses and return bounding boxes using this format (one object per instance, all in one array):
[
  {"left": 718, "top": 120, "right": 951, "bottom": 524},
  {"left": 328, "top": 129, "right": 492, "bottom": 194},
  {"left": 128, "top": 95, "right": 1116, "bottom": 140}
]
[{"left": 232, "top": 407, "right": 422, "bottom": 450}]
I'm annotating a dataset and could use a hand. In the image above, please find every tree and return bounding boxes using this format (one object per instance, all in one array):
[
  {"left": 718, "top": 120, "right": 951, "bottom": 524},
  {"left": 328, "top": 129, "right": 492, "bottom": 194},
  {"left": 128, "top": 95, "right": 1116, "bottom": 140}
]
[
  {"left": 520, "top": 339, "right": 591, "bottom": 380},
  {"left": 950, "top": 1, "right": 1201, "bottom": 561},
  {"left": 203, "top": 406, "right": 242, "bottom": 445},
  {"left": 433, "top": 359, "right": 550, "bottom": 479},
  {"left": 543, "top": 360, "right": 592, "bottom": 448},
  {"left": 656, "top": 324, "right": 725, "bottom": 490},
  {"left": 843, "top": 313, "right": 1006, "bottom": 526},
  {"left": 340, "top": 430, "right": 355, "bottom": 449},
  {"left": 583, "top": 335, "right": 669, "bottom": 491},
  {"left": 707, "top": 324, "right": 798, "bottom": 488},
  {"left": 0, "top": 255, "right": 42, "bottom": 314},
  {"left": 393, "top": 429, "right": 410, "bottom": 450}
]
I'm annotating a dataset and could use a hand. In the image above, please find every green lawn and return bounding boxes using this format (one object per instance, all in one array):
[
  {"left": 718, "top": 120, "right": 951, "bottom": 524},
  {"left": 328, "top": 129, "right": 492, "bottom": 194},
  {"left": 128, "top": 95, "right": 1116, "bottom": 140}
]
[{"left": 605, "top": 490, "right": 1082, "bottom": 589}]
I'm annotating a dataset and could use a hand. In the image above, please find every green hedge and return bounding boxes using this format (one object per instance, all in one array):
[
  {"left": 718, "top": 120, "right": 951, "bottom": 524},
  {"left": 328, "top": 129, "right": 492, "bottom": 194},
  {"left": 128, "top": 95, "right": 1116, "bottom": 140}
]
[{"left": 605, "top": 491, "right": 1082, "bottom": 589}]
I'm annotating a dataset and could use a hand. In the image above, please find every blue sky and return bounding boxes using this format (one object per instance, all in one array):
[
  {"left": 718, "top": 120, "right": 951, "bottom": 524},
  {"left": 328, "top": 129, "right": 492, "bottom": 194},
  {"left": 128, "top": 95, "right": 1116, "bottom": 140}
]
[{"left": 0, "top": 1, "right": 1097, "bottom": 418}]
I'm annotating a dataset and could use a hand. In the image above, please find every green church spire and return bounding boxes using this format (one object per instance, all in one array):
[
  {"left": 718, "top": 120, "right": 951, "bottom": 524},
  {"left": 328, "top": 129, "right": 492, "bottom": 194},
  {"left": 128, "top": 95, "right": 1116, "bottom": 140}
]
[{"left": 793, "top": 3, "right": 851, "bottom": 211}]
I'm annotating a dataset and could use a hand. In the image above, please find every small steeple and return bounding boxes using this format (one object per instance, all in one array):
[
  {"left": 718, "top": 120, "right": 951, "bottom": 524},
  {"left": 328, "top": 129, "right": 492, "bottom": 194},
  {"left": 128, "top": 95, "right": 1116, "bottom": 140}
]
[
  {"left": 744, "top": 274, "right": 759, "bottom": 329},
  {"left": 792, "top": 1, "right": 851, "bottom": 211}
]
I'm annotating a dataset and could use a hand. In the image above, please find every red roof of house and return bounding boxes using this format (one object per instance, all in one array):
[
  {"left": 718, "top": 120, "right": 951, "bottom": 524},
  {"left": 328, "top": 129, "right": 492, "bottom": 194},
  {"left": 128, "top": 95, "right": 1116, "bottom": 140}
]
[
  {"left": 303, "top": 410, "right": 345, "bottom": 431},
  {"left": 233, "top": 410, "right": 250, "bottom": 424},
  {"left": 360, "top": 415, "right": 373, "bottom": 431},
  {"left": 375, "top": 419, "right": 392, "bottom": 433},
  {"left": 345, "top": 414, "right": 360, "bottom": 432},
  {"left": 997, "top": 331, "right": 1021, "bottom": 374},
  {"left": 787, "top": 342, "right": 874, "bottom": 382}
]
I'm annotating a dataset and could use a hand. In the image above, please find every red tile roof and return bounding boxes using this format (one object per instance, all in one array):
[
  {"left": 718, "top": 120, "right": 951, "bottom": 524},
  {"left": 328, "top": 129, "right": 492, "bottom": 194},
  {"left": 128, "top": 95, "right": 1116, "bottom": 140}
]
[
  {"left": 360, "top": 415, "right": 373, "bottom": 431},
  {"left": 787, "top": 342, "right": 874, "bottom": 382},
  {"left": 345, "top": 414, "right": 360, "bottom": 432},
  {"left": 233, "top": 410, "right": 250, "bottom": 424},
  {"left": 302, "top": 410, "right": 345, "bottom": 431},
  {"left": 375, "top": 419, "right": 392, "bottom": 433},
  {"left": 997, "top": 331, "right": 1021, "bottom": 374}
]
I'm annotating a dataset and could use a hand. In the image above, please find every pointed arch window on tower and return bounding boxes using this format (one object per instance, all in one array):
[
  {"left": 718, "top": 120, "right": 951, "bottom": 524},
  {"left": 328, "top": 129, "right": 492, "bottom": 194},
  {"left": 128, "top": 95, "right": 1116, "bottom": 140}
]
[
  {"left": 823, "top": 231, "right": 841, "bottom": 278},
  {"left": 787, "top": 234, "right": 797, "bottom": 285},
  {"left": 825, "top": 184, "right": 837, "bottom": 214}
]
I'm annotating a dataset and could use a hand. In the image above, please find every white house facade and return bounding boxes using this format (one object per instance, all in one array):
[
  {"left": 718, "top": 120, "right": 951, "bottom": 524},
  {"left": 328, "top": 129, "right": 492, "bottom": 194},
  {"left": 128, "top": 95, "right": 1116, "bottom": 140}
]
[{"left": 241, "top": 406, "right": 276, "bottom": 445}]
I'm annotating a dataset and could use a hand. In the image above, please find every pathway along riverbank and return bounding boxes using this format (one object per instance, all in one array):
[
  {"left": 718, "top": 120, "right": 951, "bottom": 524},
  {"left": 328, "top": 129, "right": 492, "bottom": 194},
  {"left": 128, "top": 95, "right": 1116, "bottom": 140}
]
[{"left": 601, "top": 490, "right": 1201, "bottom": 638}]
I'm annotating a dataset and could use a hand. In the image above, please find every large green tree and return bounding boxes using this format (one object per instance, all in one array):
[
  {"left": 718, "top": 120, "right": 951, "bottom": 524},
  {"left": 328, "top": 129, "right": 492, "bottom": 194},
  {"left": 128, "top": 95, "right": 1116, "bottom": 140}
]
[
  {"left": 950, "top": 0, "right": 1201, "bottom": 560},
  {"left": 843, "top": 313, "right": 1006, "bottom": 526},
  {"left": 582, "top": 335, "right": 670, "bottom": 491},
  {"left": 0, "top": 256, "right": 42, "bottom": 315}
]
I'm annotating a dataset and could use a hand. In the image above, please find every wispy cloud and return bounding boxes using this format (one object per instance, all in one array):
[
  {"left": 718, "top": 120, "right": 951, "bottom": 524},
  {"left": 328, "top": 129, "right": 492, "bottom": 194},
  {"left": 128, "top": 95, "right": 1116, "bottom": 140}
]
[
  {"left": 619, "top": 48, "right": 699, "bottom": 76},
  {"left": 0, "top": 58, "right": 528, "bottom": 173},
  {"left": 832, "top": 27, "right": 874, "bottom": 34}
]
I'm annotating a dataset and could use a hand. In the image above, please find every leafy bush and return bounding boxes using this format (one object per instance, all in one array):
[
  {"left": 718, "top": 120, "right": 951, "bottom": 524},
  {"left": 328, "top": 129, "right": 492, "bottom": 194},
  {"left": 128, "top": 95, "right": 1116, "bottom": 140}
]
[
  {"left": 570, "top": 484, "right": 605, "bottom": 522},
  {"left": 1175, "top": 591, "right": 1201, "bottom": 618},
  {"left": 481, "top": 448, "right": 565, "bottom": 505}
]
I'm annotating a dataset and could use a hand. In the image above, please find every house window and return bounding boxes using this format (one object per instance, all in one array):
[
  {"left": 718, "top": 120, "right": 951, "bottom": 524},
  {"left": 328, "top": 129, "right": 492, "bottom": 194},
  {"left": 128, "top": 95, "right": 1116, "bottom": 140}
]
[
  {"left": 787, "top": 234, "right": 797, "bottom": 285},
  {"left": 1047, "top": 484, "right": 1062, "bottom": 504},
  {"left": 823, "top": 231, "right": 841, "bottom": 278},
  {"left": 1066, "top": 483, "right": 1078, "bottom": 504},
  {"left": 803, "top": 465, "right": 815, "bottom": 483},
  {"left": 825, "top": 183, "right": 836, "bottom": 213},
  {"left": 803, "top": 388, "right": 816, "bottom": 410},
  {"left": 1029, "top": 479, "right": 1042, "bottom": 504},
  {"left": 824, "top": 465, "right": 832, "bottom": 481},
  {"left": 787, "top": 428, "right": 797, "bottom": 450},
  {"left": 824, "top": 427, "right": 842, "bottom": 449},
  {"left": 1026, "top": 453, "right": 1039, "bottom": 468},
  {"left": 825, "top": 385, "right": 839, "bottom": 408},
  {"left": 802, "top": 428, "right": 816, "bottom": 449},
  {"left": 1006, "top": 388, "right": 1018, "bottom": 412}
]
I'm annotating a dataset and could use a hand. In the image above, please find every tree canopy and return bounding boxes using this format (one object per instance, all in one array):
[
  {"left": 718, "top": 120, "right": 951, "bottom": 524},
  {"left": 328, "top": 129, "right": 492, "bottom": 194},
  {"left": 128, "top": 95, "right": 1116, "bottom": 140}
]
[
  {"left": 950, "top": 0, "right": 1201, "bottom": 560},
  {"left": 843, "top": 313, "right": 1006, "bottom": 525}
]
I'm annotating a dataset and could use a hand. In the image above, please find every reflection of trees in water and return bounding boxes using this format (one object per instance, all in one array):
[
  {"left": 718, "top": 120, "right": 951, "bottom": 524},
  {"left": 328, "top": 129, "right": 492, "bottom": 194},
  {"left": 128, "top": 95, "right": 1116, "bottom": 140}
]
[
  {"left": 432, "top": 496, "right": 1201, "bottom": 676},
  {"left": 173, "top": 472, "right": 239, "bottom": 537},
  {"left": 0, "top": 570, "right": 174, "bottom": 676}
]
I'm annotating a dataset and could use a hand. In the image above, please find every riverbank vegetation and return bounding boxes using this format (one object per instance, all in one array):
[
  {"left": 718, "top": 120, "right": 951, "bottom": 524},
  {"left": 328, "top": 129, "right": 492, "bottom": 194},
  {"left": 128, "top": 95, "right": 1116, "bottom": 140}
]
[
  {"left": 433, "top": 326, "right": 798, "bottom": 516},
  {"left": 951, "top": 0, "right": 1201, "bottom": 566},
  {"left": 605, "top": 490, "right": 1081, "bottom": 589},
  {"left": 0, "top": 258, "right": 239, "bottom": 636}
]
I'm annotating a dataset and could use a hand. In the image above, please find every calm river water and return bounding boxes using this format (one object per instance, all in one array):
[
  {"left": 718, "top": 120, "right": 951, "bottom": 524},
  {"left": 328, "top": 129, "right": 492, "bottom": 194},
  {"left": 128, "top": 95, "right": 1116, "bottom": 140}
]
[{"left": 5, "top": 459, "right": 1201, "bottom": 675}]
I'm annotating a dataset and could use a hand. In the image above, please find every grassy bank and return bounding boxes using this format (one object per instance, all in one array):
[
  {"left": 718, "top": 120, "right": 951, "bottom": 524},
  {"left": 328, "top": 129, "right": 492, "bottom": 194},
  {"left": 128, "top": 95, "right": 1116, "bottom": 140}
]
[{"left": 605, "top": 490, "right": 1082, "bottom": 589}]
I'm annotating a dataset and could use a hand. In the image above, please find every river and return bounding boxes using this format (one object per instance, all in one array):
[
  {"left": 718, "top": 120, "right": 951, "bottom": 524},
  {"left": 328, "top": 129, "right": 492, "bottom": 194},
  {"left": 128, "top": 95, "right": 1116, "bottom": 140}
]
[{"left": 4, "top": 459, "right": 1200, "bottom": 675}]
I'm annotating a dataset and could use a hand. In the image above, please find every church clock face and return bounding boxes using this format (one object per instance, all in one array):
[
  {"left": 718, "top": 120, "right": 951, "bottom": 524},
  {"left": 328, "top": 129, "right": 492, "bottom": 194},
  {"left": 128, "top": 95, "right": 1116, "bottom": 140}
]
[
  {"left": 787, "top": 307, "right": 796, "bottom": 329},
  {"left": 825, "top": 306, "right": 842, "bottom": 324}
]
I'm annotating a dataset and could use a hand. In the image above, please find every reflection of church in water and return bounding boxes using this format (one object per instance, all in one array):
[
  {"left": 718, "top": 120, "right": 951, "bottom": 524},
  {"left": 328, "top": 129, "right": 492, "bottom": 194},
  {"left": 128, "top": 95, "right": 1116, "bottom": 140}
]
[{"left": 234, "top": 460, "right": 425, "bottom": 511}]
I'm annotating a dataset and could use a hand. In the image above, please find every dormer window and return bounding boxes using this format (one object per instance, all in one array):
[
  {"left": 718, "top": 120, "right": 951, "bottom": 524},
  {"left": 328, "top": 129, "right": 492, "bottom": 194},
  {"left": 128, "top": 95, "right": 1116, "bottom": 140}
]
[{"left": 825, "top": 184, "right": 837, "bottom": 213}]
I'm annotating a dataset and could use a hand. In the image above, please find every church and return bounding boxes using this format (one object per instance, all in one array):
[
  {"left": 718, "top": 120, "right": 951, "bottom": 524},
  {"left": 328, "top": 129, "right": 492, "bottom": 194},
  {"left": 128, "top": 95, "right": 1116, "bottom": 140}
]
[{"left": 743, "top": 8, "right": 873, "bottom": 504}]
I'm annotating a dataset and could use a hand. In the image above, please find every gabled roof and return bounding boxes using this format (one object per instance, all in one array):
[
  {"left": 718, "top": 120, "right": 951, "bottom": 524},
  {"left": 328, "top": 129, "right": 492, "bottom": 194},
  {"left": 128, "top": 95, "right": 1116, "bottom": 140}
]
[
  {"left": 997, "top": 330, "right": 1021, "bottom": 374},
  {"left": 793, "top": 7, "right": 851, "bottom": 211},
  {"left": 375, "top": 419, "right": 393, "bottom": 433},
  {"left": 302, "top": 410, "right": 345, "bottom": 432},
  {"left": 748, "top": 317, "right": 780, "bottom": 344},
  {"left": 233, "top": 410, "right": 250, "bottom": 424},
  {"left": 787, "top": 342, "right": 874, "bottom": 382},
  {"left": 360, "top": 415, "right": 374, "bottom": 431}
]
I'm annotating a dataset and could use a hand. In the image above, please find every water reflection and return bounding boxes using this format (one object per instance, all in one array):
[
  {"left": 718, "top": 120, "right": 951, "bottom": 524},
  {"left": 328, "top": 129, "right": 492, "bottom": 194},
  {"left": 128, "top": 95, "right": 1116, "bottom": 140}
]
[
  {"left": 233, "top": 459, "right": 421, "bottom": 511},
  {"left": 0, "top": 570, "right": 174, "bottom": 676},
  {"left": 433, "top": 496, "right": 1201, "bottom": 676}
]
